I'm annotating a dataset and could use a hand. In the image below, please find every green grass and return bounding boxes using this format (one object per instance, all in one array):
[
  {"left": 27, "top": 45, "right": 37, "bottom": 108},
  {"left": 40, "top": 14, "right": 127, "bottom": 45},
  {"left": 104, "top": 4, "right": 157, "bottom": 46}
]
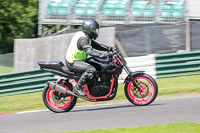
[
  {"left": 0, "top": 92, "right": 46, "bottom": 113},
  {"left": 0, "top": 66, "right": 14, "bottom": 74},
  {"left": 50, "top": 122, "right": 200, "bottom": 133},
  {"left": 55, "top": 122, "right": 200, "bottom": 133},
  {"left": 156, "top": 75, "right": 200, "bottom": 95},
  {"left": 0, "top": 75, "right": 200, "bottom": 113}
]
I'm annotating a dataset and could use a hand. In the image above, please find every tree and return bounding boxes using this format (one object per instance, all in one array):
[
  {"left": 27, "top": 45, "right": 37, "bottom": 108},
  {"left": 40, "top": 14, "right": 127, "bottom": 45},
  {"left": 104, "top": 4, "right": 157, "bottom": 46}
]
[{"left": 0, "top": 0, "right": 38, "bottom": 54}]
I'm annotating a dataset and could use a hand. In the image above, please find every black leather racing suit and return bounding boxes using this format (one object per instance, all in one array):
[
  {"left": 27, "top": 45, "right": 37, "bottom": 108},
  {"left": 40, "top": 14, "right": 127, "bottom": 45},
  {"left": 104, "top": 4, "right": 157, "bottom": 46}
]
[{"left": 66, "top": 36, "right": 110, "bottom": 88}]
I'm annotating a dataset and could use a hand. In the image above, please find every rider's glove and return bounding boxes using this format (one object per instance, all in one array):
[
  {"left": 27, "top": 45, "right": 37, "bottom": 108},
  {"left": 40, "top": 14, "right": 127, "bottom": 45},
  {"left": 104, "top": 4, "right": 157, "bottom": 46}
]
[{"left": 108, "top": 47, "right": 116, "bottom": 52}]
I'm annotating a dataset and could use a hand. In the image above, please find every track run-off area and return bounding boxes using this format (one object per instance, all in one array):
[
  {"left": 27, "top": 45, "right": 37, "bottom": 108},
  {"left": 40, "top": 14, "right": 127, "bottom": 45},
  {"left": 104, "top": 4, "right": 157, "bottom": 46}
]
[{"left": 0, "top": 97, "right": 200, "bottom": 133}]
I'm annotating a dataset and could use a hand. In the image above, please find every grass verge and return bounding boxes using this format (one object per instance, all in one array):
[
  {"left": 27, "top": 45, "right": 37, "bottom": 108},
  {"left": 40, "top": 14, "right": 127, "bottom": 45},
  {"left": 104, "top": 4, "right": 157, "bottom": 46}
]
[
  {"left": 57, "top": 122, "right": 200, "bottom": 133},
  {"left": 0, "top": 75, "right": 200, "bottom": 113},
  {"left": 0, "top": 66, "right": 14, "bottom": 74}
]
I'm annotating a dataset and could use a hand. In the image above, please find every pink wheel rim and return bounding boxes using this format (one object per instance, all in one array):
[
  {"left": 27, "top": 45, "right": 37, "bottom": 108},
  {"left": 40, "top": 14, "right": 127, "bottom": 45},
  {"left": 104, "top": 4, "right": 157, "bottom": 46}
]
[
  {"left": 46, "top": 85, "right": 72, "bottom": 110},
  {"left": 127, "top": 77, "right": 155, "bottom": 104}
]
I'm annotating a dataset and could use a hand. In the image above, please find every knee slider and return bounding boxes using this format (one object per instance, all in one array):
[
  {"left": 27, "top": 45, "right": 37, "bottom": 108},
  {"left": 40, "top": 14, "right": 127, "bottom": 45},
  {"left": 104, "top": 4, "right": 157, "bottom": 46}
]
[
  {"left": 85, "top": 66, "right": 96, "bottom": 79},
  {"left": 87, "top": 72, "right": 93, "bottom": 80},
  {"left": 86, "top": 66, "right": 96, "bottom": 74},
  {"left": 85, "top": 70, "right": 95, "bottom": 80}
]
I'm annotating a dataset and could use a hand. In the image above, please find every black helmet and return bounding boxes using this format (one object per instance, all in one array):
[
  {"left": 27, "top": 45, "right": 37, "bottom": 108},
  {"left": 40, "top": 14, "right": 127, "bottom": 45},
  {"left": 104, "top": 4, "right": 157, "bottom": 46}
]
[{"left": 82, "top": 19, "right": 99, "bottom": 40}]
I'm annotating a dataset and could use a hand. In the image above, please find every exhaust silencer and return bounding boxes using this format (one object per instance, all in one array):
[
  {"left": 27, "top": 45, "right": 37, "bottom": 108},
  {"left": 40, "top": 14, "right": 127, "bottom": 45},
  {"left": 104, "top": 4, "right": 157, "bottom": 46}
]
[
  {"left": 48, "top": 81, "right": 96, "bottom": 102},
  {"left": 48, "top": 81, "right": 67, "bottom": 94},
  {"left": 48, "top": 81, "right": 80, "bottom": 98}
]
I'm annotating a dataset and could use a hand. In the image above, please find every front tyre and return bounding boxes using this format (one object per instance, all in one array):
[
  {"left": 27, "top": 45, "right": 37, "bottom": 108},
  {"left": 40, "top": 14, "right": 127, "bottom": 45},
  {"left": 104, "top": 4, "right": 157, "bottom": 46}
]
[
  {"left": 124, "top": 74, "right": 158, "bottom": 106},
  {"left": 43, "top": 82, "right": 77, "bottom": 113}
]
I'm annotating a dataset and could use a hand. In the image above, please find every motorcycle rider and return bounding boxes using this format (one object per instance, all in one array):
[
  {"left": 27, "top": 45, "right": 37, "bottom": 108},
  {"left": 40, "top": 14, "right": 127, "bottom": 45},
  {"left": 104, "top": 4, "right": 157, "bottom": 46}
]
[{"left": 65, "top": 19, "right": 114, "bottom": 97}]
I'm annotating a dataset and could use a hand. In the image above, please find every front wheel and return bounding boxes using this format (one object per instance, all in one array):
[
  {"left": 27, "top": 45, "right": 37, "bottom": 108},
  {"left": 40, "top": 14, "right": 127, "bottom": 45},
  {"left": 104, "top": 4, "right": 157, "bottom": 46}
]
[
  {"left": 43, "top": 82, "right": 77, "bottom": 113},
  {"left": 124, "top": 74, "right": 158, "bottom": 106}
]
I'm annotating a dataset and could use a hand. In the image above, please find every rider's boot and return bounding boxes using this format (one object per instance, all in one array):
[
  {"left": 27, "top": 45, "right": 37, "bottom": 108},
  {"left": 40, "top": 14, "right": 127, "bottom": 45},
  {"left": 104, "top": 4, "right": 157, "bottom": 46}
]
[
  {"left": 73, "top": 72, "right": 89, "bottom": 97},
  {"left": 73, "top": 84, "right": 86, "bottom": 97}
]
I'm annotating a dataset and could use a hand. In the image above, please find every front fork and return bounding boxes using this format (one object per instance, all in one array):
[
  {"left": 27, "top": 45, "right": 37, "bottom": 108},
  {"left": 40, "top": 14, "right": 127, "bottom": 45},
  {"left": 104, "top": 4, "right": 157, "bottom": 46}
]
[{"left": 123, "top": 65, "right": 144, "bottom": 92}]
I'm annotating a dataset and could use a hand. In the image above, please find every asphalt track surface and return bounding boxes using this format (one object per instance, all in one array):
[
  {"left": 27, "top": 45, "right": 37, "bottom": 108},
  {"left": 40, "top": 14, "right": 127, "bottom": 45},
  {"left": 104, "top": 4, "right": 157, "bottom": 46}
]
[{"left": 0, "top": 97, "right": 200, "bottom": 133}]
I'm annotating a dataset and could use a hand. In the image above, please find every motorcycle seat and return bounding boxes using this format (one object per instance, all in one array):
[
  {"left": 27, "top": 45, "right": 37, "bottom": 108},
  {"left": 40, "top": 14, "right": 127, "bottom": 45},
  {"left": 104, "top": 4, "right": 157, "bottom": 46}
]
[{"left": 38, "top": 61, "right": 81, "bottom": 77}]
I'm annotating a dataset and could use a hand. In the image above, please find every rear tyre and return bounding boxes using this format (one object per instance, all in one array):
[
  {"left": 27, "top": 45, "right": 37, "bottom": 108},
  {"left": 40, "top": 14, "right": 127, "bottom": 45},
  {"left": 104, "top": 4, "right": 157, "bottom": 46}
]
[
  {"left": 43, "top": 82, "right": 77, "bottom": 113},
  {"left": 124, "top": 74, "right": 158, "bottom": 106}
]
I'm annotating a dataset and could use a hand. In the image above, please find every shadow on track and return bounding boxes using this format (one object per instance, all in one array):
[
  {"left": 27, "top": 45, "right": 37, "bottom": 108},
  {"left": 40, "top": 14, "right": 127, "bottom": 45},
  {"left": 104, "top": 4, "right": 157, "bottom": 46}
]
[{"left": 71, "top": 103, "right": 166, "bottom": 113}]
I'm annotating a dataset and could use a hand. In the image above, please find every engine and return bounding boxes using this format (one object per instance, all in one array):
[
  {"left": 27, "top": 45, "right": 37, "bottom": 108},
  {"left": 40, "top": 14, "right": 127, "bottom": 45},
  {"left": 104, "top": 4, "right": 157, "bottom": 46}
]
[
  {"left": 91, "top": 84, "right": 110, "bottom": 97},
  {"left": 89, "top": 73, "right": 112, "bottom": 97}
]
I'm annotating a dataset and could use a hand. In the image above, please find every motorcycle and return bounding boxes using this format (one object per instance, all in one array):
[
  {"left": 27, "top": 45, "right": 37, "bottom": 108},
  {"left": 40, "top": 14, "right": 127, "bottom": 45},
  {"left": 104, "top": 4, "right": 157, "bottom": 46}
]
[{"left": 38, "top": 50, "right": 158, "bottom": 113}]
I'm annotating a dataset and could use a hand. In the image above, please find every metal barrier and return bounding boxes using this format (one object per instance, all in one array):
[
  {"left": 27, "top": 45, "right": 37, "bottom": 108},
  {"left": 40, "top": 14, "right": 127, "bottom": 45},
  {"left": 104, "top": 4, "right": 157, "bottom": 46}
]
[
  {"left": 0, "top": 69, "right": 54, "bottom": 97},
  {"left": 121, "top": 50, "right": 200, "bottom": 79},
  {"left": 156, "top": 50, "right": 200, "bottom": 78}
]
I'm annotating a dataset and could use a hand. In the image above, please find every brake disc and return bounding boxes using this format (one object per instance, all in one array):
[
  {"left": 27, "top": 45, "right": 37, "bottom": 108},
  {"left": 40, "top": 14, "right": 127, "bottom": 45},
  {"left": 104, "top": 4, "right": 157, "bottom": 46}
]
[
  {"left": 52, "top": 92, "right": 66, "bottom": 104},
  {"left": 133, "top": 82, "right": 149, "bottom": 98}
]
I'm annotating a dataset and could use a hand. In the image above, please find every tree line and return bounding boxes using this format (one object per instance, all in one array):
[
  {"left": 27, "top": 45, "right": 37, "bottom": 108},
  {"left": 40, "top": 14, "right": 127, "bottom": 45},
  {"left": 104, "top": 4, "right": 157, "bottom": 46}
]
[{"left": 0, "top": 0, "right": 38, "bottom": 54}]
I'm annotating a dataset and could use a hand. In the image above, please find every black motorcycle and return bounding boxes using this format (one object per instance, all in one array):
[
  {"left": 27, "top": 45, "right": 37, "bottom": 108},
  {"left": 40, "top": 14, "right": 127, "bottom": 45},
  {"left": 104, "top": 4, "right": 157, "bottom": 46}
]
[{"left": 38, "top": 51, "right": 158, "bottom": 113}]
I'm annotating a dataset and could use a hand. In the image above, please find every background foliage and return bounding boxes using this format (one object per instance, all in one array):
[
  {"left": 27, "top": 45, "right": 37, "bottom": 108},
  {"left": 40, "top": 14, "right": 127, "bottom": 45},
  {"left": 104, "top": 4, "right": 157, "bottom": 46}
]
[{"left": 0, "top": 0, "right": 38, "bottom": 54}]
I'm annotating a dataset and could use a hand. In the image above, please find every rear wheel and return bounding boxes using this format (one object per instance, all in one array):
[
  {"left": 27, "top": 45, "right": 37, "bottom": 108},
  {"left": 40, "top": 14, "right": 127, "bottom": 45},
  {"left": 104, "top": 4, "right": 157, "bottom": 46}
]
[
  {"left": 43, "top": 82, "right": 77, "bottom": 113},
  {"left": 124, "top": 74, "right": 158, "bottom": 106}
]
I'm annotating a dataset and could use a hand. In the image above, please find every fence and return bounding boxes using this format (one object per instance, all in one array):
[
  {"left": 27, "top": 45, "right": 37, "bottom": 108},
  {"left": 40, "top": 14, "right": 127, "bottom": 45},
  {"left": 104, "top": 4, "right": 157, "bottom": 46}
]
[
  {"left": 0, "top": 53, "right": 13, "bottom": 67},
  {"left": 39, "top": 0, "right": 187, "bottom": 26},
  {"left": 1, "top": 50, "right": 200, "bottom": 97},
  {"left": 116, "top": 23, "right": 186, "bottom": 57}
]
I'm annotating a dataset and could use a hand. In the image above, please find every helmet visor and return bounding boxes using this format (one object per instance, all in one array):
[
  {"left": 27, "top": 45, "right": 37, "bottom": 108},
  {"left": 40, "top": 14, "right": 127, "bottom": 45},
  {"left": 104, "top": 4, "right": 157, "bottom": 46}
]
[{"left": 92, "top": 28, "right": 99, "bottom": 35}]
